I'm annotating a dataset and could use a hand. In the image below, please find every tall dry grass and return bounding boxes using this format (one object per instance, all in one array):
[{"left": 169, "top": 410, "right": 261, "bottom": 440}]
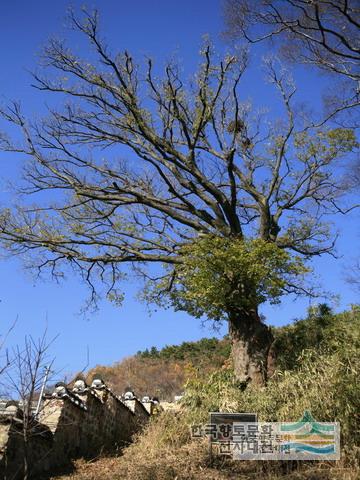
[{"left": 53, "top": 306, "right": 360, "bottom": 480}]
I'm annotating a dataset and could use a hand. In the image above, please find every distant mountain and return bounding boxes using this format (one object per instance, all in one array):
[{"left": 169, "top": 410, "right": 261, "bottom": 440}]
[{"left": 86, "top": 336, "right": 231, "bottom": 401}]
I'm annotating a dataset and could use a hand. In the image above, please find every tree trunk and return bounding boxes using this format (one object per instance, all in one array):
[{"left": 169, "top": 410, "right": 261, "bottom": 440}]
[
  {"left": 228, "top": 307, "right": 275, "bottom": 385},
  {"left": 23, "top": 436, "right": 29, "bottom": 480}
]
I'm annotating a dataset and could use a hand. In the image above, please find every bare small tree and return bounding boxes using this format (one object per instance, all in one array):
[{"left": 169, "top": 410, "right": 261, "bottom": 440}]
[
  {"left": 4, "top": 332, "right": 55, "bottom": 480},
  {"left": 0, "top": 321, "right": 16, "bottom": 381}
]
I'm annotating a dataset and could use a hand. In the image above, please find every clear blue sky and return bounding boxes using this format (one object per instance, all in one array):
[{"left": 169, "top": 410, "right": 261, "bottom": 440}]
[{"left": 0, "top": 1, "right": 358, "bottom": 379}]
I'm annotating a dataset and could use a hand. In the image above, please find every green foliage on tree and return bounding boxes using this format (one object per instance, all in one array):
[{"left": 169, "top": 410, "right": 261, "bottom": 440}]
[{"left": 146, "top": 236, "right": 310, "bottom": 321}]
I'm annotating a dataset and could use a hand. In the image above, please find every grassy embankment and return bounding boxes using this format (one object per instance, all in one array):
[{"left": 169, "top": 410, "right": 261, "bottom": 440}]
[{"left": 55, "top": 305, "right": 360, "bottom": 480}]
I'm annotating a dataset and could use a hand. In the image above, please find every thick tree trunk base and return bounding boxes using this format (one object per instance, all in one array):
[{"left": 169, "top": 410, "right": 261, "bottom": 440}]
[{"left": 229, "top": 309, "right": 275, "bottom": 385}]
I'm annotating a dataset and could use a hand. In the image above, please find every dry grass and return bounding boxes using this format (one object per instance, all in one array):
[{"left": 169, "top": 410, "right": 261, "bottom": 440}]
[
  {"left": 52, "top": 309, "right": 360, "bottom": 480},
  {"left": 51, "top": 411, "right": 359, "bottom": 480},
  {"left": 51, "top": 446, "right": 359, "bottom": 480}
]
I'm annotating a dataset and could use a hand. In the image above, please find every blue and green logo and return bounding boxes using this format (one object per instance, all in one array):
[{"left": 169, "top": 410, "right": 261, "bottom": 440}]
[{"left": 280, "top": 411, "right": 339, "bottom": 457}]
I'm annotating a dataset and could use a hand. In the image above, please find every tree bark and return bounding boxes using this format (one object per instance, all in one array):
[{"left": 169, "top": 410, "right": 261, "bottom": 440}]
[{"left": 228, "top": 308, "right": 275, "bottom": 385}]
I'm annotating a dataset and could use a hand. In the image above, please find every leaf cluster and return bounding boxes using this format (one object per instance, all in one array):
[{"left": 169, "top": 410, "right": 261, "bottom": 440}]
[{"left": 167, "top": 236, "right": 310, "bottom": 320}]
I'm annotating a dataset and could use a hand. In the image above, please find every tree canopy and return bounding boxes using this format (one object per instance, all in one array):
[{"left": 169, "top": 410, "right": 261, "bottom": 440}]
[
  {"left": 0, "top": 11, "right": 357, "bottom": 310},
  {"left": 146, "top": 236, "right": 310, "bottom": 320}
]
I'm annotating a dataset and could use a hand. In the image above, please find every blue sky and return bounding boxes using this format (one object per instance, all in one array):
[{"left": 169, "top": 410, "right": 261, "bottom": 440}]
[{"left": 0, "top": 0, "right": 358, "bottom": 379}]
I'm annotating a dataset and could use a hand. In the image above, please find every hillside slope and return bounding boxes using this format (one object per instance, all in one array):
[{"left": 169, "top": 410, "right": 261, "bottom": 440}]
[
  {"left": 86, "top": 337, "right": 231, "bottom": 401},
  {"left": 54, "top": 304, "right": 360, "bottom": 480}
]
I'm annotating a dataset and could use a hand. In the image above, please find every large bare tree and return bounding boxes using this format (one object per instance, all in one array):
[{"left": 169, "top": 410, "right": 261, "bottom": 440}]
[{"left": 0, "top": 11, "right": 357, "bottom": 383}]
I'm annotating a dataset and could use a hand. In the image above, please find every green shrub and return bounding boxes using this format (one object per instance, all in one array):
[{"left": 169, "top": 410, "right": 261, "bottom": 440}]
[
  {"left": 183, "top": 306, "right": 360, "bottom": 453},
  {"left": 273, "top": 304, "right": 360, "bottom": 370}
]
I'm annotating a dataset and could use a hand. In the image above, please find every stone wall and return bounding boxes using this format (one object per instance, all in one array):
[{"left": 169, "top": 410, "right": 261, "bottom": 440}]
[
  {"left": 0, "top": 408, "right": 53, "bottom": 479},
  {"left": 0, "top": 378, "right": 155, "bottom": 479}
]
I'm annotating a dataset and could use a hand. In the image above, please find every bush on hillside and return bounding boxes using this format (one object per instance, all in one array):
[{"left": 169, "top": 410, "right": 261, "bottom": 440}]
[
  {"left": 125, "top": 306, "right": 360, "bottom": 477},
  {"left": 136, "top": 337, "right": 231, "bottom": 362},
  {"left": 112, "top": 306, "right": 360, "bottom": 479},
  {"left": 181, "top": 306, "right": 360, "bottom": 466},
  {"left": 55, "top": 306, "right": 360, "bottom": 480}
]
